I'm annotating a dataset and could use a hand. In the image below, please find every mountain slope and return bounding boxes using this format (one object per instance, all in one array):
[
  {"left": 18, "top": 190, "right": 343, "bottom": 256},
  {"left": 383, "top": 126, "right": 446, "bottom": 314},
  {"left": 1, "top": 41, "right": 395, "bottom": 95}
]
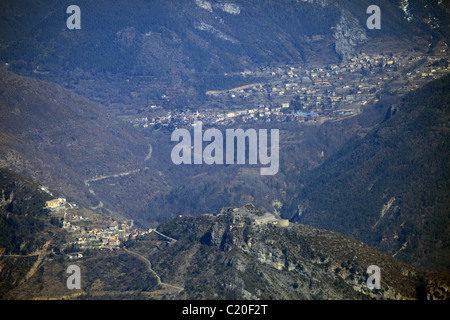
[
  {"left": 3, "top": 201, "right": 449, "bottom": 300},
  {"left": 1, "top": 0, "right": 449, "bottom": 274},
  {"left": 0, "top": 63, "right": 381, "bottom": 227},
  {"left": 126, "top": 204, "right": 450, "bottom": 300},
  {"left": 1, "top": 0, "right": 448, "bottom": 108},
  {"left": 283, "top": 74, "right": 450, "bottom": 274},
  {"left": 0, "top": 67, "right": 169, "bottom": 223},
  {"left": 0, "top": 167, "right": 162, "bottom": 300},
  {"left": 0, "top": 168, "right": 68, "bottom": 297}
]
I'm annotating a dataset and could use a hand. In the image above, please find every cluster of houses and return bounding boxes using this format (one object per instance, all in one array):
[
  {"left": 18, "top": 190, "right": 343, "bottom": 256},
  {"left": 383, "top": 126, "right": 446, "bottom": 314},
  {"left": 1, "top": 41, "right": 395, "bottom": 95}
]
[
  {"left": 132, "top": 101, "right": 330, "bottom": 129},
  {"left": 42, "top": 191, "right": 153, "bottom": 260},
  {"left": 72, "top": 220, "right": 131, "bottom": 249},
  {"left": 64, "top": 220, "right": 130, "bottom": 260},
  {"left": 66, "top": 219, "right": 155, "bottom": 253},
  {"left": 64, "top": 218, "right": 156, "bottom": 260},
  {"left": 130, "top": 51, "right": 448, "bottom": 131}
]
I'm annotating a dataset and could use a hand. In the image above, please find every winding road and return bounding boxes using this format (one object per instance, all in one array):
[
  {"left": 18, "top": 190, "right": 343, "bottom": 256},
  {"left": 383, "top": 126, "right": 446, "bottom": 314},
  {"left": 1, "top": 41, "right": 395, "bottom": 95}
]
[
  {"left": 153, "top": 230, "right": 177, "bottom": 243},
  {"left": 123, "top": 247, "right": 183, "bottom": 292},
  {"left": 83, "top": 167, "right": 149, "bottom": 210}
]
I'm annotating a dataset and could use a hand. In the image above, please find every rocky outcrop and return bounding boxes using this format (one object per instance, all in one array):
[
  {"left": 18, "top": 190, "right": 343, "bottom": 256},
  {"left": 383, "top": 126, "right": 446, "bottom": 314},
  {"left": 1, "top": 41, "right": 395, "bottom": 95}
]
[
  {"left": 195, "top": 0, "right": 213, "bottom": 13},
  {"left": 214, "top": 3, "right": 240, "bottom": 15},
  {"left": 194, "top": 21, "right": 239, "bottom": 44},
  {"left": 154, "top": 204, "right": 450, "bottom": 300},
  {"left": 333, "top": 10, "right": 368, "bottom": 61}
]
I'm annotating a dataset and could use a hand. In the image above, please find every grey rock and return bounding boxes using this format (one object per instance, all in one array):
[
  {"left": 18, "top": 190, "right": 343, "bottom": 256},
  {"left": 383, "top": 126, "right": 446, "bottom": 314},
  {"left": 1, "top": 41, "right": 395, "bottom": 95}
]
[{"left": 333, "top": 10, "right": 368, "bottom": 61}]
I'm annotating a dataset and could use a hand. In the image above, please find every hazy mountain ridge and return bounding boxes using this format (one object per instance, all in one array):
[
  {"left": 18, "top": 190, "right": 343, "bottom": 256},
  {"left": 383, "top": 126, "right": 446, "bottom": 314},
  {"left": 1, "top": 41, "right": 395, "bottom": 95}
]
[{"left": 1, "top": 0, "right": 448, "bottom": 109}]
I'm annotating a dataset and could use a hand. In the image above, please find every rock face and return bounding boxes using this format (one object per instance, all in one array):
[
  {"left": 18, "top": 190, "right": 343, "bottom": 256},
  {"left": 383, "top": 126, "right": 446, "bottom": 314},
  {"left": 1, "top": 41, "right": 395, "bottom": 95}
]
[
  {"left": 333, "top": 10, "right": 368, "bottom": 61},
  {"left": 214, "top": 3, "right": 240, "bottom": 15},
  {"left": 147, "top": 204, "right": 450, "bottom": 300}
]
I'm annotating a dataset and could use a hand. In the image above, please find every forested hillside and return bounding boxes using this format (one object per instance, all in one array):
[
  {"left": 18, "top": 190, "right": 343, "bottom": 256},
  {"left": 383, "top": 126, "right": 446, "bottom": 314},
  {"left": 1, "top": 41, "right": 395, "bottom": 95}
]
[{"left": 283, "top": 74, "right": 450, "bottom": 273}]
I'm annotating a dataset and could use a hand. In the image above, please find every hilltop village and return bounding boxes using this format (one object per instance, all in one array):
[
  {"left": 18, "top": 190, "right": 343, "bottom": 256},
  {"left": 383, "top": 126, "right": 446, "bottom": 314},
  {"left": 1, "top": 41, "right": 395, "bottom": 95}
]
[
  {"left": 42, "top": 189, "right": 290, "bottom": 260},
  {"left": 129, "top": 50, "right": 449, "bottom": 129},
  {"left": 42, "top": 188, "right": 151, "bottom": 259}
]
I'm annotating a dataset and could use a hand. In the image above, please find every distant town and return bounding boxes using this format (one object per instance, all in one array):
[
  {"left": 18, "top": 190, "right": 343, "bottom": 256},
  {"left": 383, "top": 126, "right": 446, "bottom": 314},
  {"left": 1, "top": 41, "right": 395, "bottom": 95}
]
[{"left": 128, "top": 48, "right": 449, "bottom": 129}]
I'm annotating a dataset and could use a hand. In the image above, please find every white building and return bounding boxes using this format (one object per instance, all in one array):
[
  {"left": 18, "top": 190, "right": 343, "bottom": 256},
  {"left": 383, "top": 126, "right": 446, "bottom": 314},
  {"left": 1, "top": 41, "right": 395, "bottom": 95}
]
[{"left": 253, "top": 212, "right": 277, "bottom": 225}]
